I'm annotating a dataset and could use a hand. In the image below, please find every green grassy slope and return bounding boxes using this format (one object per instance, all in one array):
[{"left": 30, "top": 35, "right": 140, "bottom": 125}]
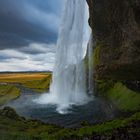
[
  {"left": 96, "top": 81, "right": 140, "bottom": 112},
  {"left": 107, "top": 83, "right": 140, "bottom": 111}
]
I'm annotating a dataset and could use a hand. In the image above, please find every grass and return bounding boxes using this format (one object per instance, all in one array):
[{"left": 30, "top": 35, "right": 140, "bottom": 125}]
[
  {"left": 0, "top": 73, "right": 52, "bottom": 92},
  {"left": 107, "top": 82, "right": 140, "bottom": 111},
  {"left": 77, "top": 111, "right": 140, "bottom": 136},
  {"left": 0, "top": 85, "right": 20, "bottom": 105},
  {"left": 0, "top": 72, "right": 52, "bottom": 105},
  {"left": 0, "top": 107, "right": 140, "bottom": 140},
  {"left": 96, "top": 80, "right": 140, "bottom": 112},
  {"left": 96, "top": 80, "right": 115, "bottom": 96},
  {"left": 21, "top": 74, "right": 52, "bottom": 92},
  {"left": 0, "top": 73, "right": 49, "bottom": 82}
]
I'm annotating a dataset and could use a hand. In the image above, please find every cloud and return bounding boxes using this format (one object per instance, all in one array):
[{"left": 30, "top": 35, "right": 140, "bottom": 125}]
[
  {"left": 0, "top": 0, "right": 64, "bottom": 71},
  {"left": 0, "top": 0, "right": 63, "bottom": 49},
  {"left": 0, "top": 0, "right": 91, "bottom": 72},
  {"left": 0, "top": 43, "right": 56, "bottom": 71},
  {"left": 20, "top": 43, "right": 56, "bottom": 54},
  {"left": 0, "top": 58, "right": 54, "bottom": 72},
  {"left": 0, "top": 49, "right": 28, "bottom": 60}
]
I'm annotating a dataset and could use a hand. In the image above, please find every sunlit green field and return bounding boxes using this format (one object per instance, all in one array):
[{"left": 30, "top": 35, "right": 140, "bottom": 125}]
[
  {"left": 0, "top": 72, "right": 52, "bottom": 105},
  {"left": 0, "top": 85, "right": 20, "bottom": 105},
  {"left": 0, "top": 73, "right": 50, "bottom": 82},
  {"left": 0, "top": 73, "right": 52, "bottom": 91}
]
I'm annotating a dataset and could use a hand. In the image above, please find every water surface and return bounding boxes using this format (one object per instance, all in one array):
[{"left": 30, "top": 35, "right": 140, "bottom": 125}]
[{"left": 3, "top": 87, "right": 118, "bottom": 127}]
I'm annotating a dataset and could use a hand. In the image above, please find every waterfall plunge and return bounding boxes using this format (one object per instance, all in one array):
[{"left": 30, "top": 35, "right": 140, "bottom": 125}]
[{"left": 35, "top": 0, "right": 92, "bottom": 114}]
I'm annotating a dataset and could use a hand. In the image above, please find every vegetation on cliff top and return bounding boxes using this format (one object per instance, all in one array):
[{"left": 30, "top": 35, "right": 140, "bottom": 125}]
[
  {"left": 21, "top": 74, "right": 52, "bottom": 92},
  {"left": 0, "top": 73, "right": 52, "bottom": 92},
  {"left": 0, "top": 73, "right": 52, "bottom": 105}
]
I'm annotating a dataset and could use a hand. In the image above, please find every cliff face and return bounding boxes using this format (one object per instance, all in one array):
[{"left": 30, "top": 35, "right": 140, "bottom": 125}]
[
  {"left": 87, "top": 0, "right": 140, "bottom": 80},
  {"left": 86, "top": 0, "right": 140, "bottom": 112}
]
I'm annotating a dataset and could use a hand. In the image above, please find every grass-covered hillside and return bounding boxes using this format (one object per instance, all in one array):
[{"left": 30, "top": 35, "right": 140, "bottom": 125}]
[
  {"left": 0, "top": 73, "right": 52, "bottom": 92},
  {"left": 0, "top": 72, "right": 52, "bottom": 105},
  {"left": 96, "top": 80, "right": 140, "bottom": 112},
  {"left": 0, "top": 85, "right": 20, "bottom": 105}
]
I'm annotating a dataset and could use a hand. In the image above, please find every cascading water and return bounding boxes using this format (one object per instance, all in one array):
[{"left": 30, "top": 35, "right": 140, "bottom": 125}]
[
  {"left": 35, "top": 0, "right": 92, "bottom": 114},
  {"left": 87, "top": 35, "right": 94, "bottom": 95}
]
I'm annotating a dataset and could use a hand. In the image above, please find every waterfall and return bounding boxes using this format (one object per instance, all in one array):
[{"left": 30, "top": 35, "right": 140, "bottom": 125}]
[
  {"left": 35, "top": 0, "right": 92, "bottom": 114},
  {"left": 87, "top": 35, "right": 94, "bottom": 95}
]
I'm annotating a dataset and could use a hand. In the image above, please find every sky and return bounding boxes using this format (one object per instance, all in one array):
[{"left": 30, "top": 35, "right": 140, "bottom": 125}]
[{"left": 0, "top": 0, "right": 64, "bottom": 71}]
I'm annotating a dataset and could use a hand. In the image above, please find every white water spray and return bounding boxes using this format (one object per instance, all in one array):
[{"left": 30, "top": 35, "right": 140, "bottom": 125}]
[
  {"left": 87, "top": 35, "right": 94, "bottom": 95},
  {"left": 35, "top": 0, "right": 92, "bottom": 114}
]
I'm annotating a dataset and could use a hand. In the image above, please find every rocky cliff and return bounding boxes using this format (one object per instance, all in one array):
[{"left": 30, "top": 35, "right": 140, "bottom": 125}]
[
  {"left": 86, "top": 0, "right": 140, "bottom": 112},
  {"left": 87, "top": 0, "right": 140, "bottom": 80}
]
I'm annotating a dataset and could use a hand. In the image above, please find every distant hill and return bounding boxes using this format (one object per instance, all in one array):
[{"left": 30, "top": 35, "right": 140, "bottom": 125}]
[{"left": 0, "top": 71, "right": 52, "bottom": 74}]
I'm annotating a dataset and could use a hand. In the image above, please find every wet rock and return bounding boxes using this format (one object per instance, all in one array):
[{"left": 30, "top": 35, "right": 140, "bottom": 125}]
[{"left": 87, "top": 0, "right": 140, "bottom": 80}]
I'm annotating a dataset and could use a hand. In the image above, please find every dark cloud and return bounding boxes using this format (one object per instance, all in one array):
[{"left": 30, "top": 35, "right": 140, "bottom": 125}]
[
  {"left": 0, "top": 32, "right": 29, "bottom": 49},
  {"left": 19, "top": 43, "right": 56, "bottom": 54},
  {"left": 0, "top": 48, "right": 55, "bottom": 71},
  {"left": 0, "top": 0, "right": 63, "bottom": 49},
  {"left": 0, "top": 0, "right": 64, "bottom": 71},
  {"left": 0, "top": 0, "right": 90, "bottom": 71}
]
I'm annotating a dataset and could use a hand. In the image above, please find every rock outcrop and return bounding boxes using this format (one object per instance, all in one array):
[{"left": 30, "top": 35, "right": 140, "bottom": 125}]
[{"left": 87, "top": 0, "right": 140, "bottom": 80}]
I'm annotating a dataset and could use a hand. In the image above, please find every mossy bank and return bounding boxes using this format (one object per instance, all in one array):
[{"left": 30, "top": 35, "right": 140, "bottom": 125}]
[
  {"left": 96, "top": 81, "right": 140, "bottom": 112},
  {"left": 0, "top": 107, "right": 140, "bottom": 140}
]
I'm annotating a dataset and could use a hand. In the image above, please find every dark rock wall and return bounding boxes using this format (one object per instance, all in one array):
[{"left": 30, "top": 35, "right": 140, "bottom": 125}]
[{"left": 87, "top": 0, "right": 140, "bottom": 80}]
